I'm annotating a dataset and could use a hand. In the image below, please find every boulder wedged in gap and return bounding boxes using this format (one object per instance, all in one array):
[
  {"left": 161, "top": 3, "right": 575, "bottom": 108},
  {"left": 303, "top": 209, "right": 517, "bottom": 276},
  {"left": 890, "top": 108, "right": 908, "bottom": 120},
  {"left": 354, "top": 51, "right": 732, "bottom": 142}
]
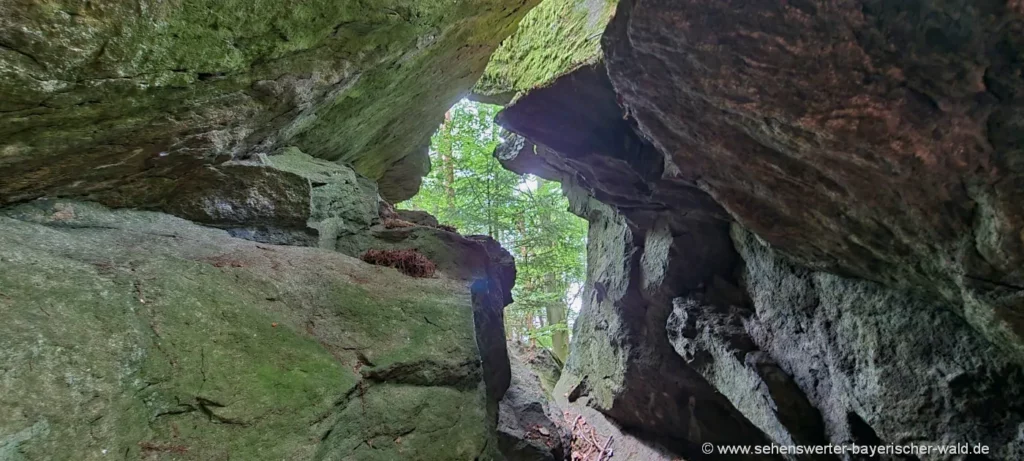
[{"left": 498, "top": 343, "right": 572, "bottom": 461}]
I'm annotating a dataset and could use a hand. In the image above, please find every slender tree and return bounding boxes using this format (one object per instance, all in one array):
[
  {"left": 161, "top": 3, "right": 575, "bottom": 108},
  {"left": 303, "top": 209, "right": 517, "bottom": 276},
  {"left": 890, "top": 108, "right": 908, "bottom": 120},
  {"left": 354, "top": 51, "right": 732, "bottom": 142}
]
[{"left": 405, "top": 100, "right": 587, "bottom": 360}]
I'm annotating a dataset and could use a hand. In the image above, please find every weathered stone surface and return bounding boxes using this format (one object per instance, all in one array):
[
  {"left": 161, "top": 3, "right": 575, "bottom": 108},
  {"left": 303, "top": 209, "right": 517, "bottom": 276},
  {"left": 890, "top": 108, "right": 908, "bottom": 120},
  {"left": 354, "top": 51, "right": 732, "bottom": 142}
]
[
  {"left": 552, "top": 178, "right": 780, "bottom": 459},
  {"left": 334, "top": 224, "right": 517, "bottom": 406},
  {"left": 396, "top": 209, "right": 441, "bottom": 228},
  {"left": 496, "top": 63, "right": 729, "bottom": 222},
  {"left": 553, "top": 379, "right": 677, "bottom": 461},
  {"left": 474, "top": 0, "right": 616, "bottom": 102},
  {"left": 497, "top": 3, "right": 1024, "bottom": 458},
  {"left": 0, "top": 200, "right": 506, "bottom": 460},
  {"left": 0, "top": 0, "right": 540, "bottom": 205},
  {"left": 508, "top": 341, "right": 563, "bottom": 398},
  {"left": 497, "top": 59, "right": 779, "bottom": 458},
  {"left": 667, "top": 297, "right": 834, "bottom": 461},
  {"left": 603, "top": 0, "right": 1024, "bottom": 360},
  {"left": 498, "top": 343, "right": 571, "bottom": 461},
  {"left": 721, "top": 226, "right": 1024, "bottom": 460},
  {"left": 159, "top": 147, "right": 381, "bottom": 247}
]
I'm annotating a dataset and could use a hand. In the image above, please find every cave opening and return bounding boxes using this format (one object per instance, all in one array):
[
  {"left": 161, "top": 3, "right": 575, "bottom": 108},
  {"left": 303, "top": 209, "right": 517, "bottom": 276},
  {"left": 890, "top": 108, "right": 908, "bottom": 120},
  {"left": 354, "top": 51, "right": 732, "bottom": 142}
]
[{"left": 400, "top": 99, "right": 587, "bottom": 363}]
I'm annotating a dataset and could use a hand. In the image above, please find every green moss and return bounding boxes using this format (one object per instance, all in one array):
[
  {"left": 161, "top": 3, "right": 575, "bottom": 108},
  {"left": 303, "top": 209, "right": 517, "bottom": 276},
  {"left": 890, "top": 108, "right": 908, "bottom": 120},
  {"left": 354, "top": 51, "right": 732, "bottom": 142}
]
[
  {"left": 0, "top": 0, "right": 539, "bottom": 205},
  {"left": 316, "top": 384, "right": 495, "bottom": 461},
  {"left": 0, "top": 201, "right": 496, "bottom": 460},
  {"left": 474, "top": 0, "right": 618, "bottom": 99}
]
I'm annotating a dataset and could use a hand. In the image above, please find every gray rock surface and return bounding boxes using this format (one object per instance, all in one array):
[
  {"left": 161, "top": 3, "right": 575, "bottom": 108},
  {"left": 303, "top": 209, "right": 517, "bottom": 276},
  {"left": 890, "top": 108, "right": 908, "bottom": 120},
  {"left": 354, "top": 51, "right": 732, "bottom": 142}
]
[
  {"left": 498, "top": 343, "right": 571, "bottom": 461},
  {"left": 723, "top": 226, "right": 1024, "bottom": 460},
  {"left": 161, "top": 146, "right": 382, "bottom": 247},
  {"left": 603, "top": 0, "right": 1024, "bottom": 361},
  {"left": 496, "top": 2, "right": 1024, "bottom": 459},
  {"left": 0, "top": 200, "right": 511, "bottom": 460},
  {"left": 0, "top": 0, "right": 540, "bottom": 205},
  {"left": 553, "top": 178, "right": 780, "bottom": 459}
]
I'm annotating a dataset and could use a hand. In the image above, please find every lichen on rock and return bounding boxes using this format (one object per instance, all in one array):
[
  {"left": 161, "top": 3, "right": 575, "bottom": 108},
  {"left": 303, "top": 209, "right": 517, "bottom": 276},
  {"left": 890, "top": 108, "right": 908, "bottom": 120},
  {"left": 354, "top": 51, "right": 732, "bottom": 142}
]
[
  {"left": 0, "top": 0, "right": 541, "bottom": 205},
  {"left": 0, "top": 200, "right": 506, "bottom": 460},
  {"left": 473, "top": 0, "right": 616, "bottom": 104}
]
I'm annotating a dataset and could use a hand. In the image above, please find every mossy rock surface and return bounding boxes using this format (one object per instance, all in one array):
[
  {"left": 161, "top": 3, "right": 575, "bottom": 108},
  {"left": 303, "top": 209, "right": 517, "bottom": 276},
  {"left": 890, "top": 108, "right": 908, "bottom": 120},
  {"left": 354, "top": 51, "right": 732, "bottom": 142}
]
[
  {"left": 0, "top": 0, "right": 540, "bottom": 204},
  {"left": 0, "top": 200, "right": 500, "bottom": 460},
  {"left": 474, "top": 0, "right": 617, "bottom": 102}
]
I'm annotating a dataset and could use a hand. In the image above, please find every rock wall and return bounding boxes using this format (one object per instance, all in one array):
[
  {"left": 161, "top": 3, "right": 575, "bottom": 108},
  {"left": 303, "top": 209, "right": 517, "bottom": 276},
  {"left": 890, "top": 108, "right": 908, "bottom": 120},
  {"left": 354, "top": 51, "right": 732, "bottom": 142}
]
[
  {"left": 0, "top": 200, "right": 513, "bottom": 460},
  {"left": 0, "top": 1, "right": 537, "bottom": 459},
  {"left": 672, "top": 227, "right": 1024, "bottom": 459},
  {"left": 495, "top": 1, "right": 1024, "bottom": 458},
  {"left": 604, "top": 0, "right": 1024, "bottom": 362},
  {"left": 0, "top": 0, "right": 539, "bottom": 205}
]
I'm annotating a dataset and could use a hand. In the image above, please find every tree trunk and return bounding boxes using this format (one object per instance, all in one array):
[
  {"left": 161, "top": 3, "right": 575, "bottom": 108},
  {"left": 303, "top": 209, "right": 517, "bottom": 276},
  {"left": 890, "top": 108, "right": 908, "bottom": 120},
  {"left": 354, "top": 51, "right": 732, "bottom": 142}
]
[
  {"left": 546, "top": 302, "right": 568, "bottom": 362},
  {"left": 440, "top": 110, "right": 456, "bottom": 214}
]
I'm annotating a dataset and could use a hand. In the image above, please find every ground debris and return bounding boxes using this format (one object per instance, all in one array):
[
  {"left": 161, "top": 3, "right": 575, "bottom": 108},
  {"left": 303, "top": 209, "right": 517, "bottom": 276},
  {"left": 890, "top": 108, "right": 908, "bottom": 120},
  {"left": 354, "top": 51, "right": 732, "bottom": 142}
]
[
  {"left": 565, "top": 412, "right": 614, "bottom": 460},
  {"left": 360, "top": 249, "right": 437, "bottom": 278}
]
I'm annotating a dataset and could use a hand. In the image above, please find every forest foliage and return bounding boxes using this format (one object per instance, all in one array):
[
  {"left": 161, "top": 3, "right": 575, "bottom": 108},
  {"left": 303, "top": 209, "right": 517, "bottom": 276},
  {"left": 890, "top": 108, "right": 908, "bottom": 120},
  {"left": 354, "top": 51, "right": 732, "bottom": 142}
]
[{"left": 403, "top": 100, "right": 587, "bottom": 361}]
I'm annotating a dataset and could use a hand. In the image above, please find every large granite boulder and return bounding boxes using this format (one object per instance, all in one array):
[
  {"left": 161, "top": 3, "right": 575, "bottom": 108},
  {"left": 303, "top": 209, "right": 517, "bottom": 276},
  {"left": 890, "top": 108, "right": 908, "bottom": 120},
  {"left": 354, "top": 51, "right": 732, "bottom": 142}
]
[
  {"left": 0, "top": 0, "right": 540, "bottom": 205},
  {"left": 0, "top": 200, "right": 509, "bottom": 460},
  {"left": 603, "top": 0, "right": 1024, "bottom": 362}
]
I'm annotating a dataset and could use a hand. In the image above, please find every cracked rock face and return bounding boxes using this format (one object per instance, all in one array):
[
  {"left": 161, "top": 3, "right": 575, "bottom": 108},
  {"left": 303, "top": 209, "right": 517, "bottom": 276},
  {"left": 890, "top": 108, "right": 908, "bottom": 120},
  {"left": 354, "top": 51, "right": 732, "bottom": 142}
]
[
  {"left": 604, "top": 0, "right": 1024, "bottom": 360},
  {"left": 0, "top": 200, "right": 510, "bottom": 460},
  {"left": 496, "top": 1, "right": 1024, "bottom": 457},
  {"left": 497, "top": 343, "right": 571, "bottom": 461},
  {"left": 0, "top": 0, "right": 539, "bottom": 205},
  {"left": 712, "top": 227, "right": 1024, "bottom": 460}
]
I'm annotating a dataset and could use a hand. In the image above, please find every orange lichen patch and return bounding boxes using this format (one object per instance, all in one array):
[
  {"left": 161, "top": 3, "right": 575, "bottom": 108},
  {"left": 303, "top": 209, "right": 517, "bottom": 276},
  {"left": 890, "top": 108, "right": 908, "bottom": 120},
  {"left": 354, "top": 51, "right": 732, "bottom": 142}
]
[
  {"left": 382, "top": 217, "right": 417, "bottom": 229},
  {"left": 360, "top": 249, "right": 437, "bottom": 278}
]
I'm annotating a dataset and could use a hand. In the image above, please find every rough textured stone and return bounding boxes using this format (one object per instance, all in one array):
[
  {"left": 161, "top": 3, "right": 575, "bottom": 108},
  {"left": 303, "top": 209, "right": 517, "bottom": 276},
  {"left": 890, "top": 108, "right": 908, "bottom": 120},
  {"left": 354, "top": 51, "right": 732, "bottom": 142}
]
[
  {"left": 551, "top": 179, "right": 780, "bottom": 459},
  {"left": 498, "top": 343, "right": 571, "bottom": 461},
  {"left": 553, "top": 376, "right": 677, "bottom": 461},
  {"left": 508, "top": 342, "right": 563, "bottom": 398},
  {"left": 396, "top": 209, "right": 441, "bottom": 228},
  {"left": 496, "top": 63, "right": 729, "bottom": 222},
  {"left": 497, "top": 60, "right": 779, "bottom": 459},
  {"left": 332, "top": 224, "right": 517, "bottom": 406},
  {"left": 667, "top": 296, "right": 834, "bottom": 461},
  {"left": 603, "top": 0, "right": 1024, "bottom": 360},
  {"left": 0, "top": 200, "right": 510, "bottom": 460},
  {"left": 720, "top": 227, "right": 1024, "bottom": 460},
  {"left": 474, "top": 0, "right": 616, "bottom": 102},
  {"left": 0, "top": 0, "right": 540, "bottom": 205},
  {"left": 159, "top": 146, "right": 381, "bottom": 247},
  {"left": 497, "top": 2, "right": 1024, "bottom": 458}
]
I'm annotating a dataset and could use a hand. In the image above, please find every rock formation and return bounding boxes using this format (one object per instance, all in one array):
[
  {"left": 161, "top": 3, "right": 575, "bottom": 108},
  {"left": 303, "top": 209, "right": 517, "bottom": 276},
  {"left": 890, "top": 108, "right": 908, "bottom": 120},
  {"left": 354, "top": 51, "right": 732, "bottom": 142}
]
[
  {"left": 0, "top": 0, "right": 538, "bottom": 204},
  {"left": 0, "top": 199, "right": 513, "bottom": 459},
  {"left": 5, "top": 0, "right": 1024, "bottom": 459},
  {"left": 0, "top": 1, "right": 536, "bottom": 459},
  {"left": 497, "top": 343, "right": 571, "bottom": 461},
  {"left": 495, "top": 0, "right": 1024, "bottom": 459}
]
